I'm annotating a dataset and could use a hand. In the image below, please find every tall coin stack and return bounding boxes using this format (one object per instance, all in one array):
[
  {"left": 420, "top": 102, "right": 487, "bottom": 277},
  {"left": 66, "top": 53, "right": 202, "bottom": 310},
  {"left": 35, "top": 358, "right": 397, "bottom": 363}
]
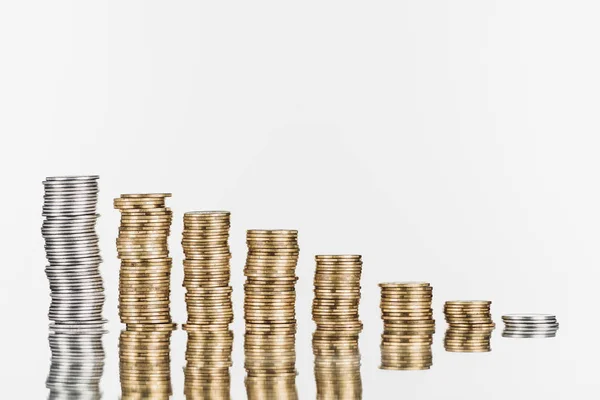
[
  {"left": 120, "top": 326, "right": 173, "bottom": 399},
  {"left": 444, "top": 300, "right": 494, "bottom": 352},
  {"left": 313, "top": 255, "right": 363, "bottom": 335},
  {"left": 182, "top": 211, "right": 233, "bottom": 327},
  {"left": 313, "top": 330, "right": 362, "bottom": 400},
  {"left": 244, "top": 230, "right": 299, "bottom": 400},
  {"left": 114, "top": 194, "right": 173, "bottom": 325},
  {"left": 42, "top": 175, "right": 105, "bottom": 331},
  {"left": 47, "top": 330, "right": 105, "bottom": 399},
  {"left": 378, "top": 282, "right": 435, "bottom": 370},
  {"left": 502, "top": 314, "right": 559, "bottom": 339},
  {"left": 182, "top": 211, "right": 234, "bottom": 399}
]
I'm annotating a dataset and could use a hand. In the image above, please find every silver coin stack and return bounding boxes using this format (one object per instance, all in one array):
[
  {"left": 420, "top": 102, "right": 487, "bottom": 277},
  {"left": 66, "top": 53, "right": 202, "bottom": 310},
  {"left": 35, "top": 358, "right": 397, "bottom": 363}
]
[
  {"left": 47, "top": 331, "right": 105, "bottom": 399},
  {"left": 42, "top": 175, "right": 105, "bottom": 331},
  {"left": 502, "top": 314, "right": 559, "bottom": 338}
]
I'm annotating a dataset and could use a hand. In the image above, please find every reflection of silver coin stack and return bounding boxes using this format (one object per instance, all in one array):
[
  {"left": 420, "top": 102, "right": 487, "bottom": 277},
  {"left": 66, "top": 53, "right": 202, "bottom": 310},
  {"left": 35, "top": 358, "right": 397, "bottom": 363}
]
[
  {"left": 42, "top": 176, "right": 105, "bottom": 330},
  {"left": 46, "top": 331, "right": 105, "bottom": 399},
  {"left": 502, "top": 314, "right": 559, "bottom": 338}
]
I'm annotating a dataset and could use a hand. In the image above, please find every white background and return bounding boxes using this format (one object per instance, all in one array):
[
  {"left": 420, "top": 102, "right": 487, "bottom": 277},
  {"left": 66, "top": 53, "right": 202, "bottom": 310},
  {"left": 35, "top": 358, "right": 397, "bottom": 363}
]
[{"left": 1, "top": 1, "right": 599, "bottom": 398}]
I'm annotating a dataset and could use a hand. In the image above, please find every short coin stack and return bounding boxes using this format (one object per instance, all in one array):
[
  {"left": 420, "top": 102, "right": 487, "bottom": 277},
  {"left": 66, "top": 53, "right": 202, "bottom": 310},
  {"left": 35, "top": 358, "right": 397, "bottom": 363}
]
[
  {"left": 114, "top": 193, "right": 173, "bottom": 325},
  {"left": 379, "top": 282, "right": 435, "bottom": 370},
  {"left": 502, "top": 314, "right": 559, "bottom": 338},
  {"left": 46, "top": 331, "right": 105, "bottom": 398},
  {"left": 313, "top": 255, "right": 363, "bottom": 334},
  {"left": 42, "top": 175, "right": 105, "bottom": 331},
  {"left": 182, "top": 211, "right": 233, "bottom": 328},
  {"left": 444, "top": 301, "right": 494, "bottom": 352},
  {"left": 244, "top": 230, "right": 299, "bottom": 399},
  {"left": 119, "top": 325, "right": 173, "bottom": 399},
  {"left": 184, "top": 326, "right": 233, "bottom": 398},
  {"left": 313, "top": 331, "right": 362, "bottom": 400}
]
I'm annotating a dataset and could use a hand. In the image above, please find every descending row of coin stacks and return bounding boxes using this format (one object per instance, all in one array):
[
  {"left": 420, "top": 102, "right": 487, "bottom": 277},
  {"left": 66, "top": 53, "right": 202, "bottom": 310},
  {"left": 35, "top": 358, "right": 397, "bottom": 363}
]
[
  {"left": 182, "top": 211, "right": 234, "bottom": 399},
  {"left": 42, "top": 176, "right": 105, "bottom": 332},
  {"left": 244, "top": 230, "right": 300, "bottom": 400},
  {"left": 46, "top": 330, "right": 105, "bottom": 399},
  {"left": 502, "top": 314, "right": 559, "bottom": 339},
  {"left": 119, "top": 325, "right": 173, "bottom": 399},
  {"left": 379, "top": 282, "right": 435, "bottom": 370},
  {"left": 444, "top": 301, "right": 494, "bottom": 352},
  {"left": 313, "top": 330, "right": 362, "bottom": 400},
  {"left": 114, "top": 193, "right": 174, "bottom": 326}
]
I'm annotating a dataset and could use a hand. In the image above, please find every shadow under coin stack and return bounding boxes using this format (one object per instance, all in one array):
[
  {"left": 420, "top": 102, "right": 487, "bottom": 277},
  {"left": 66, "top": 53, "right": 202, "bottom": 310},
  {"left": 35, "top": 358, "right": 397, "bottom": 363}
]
[
  {"left": 42, "top": 175, "right": 105, "bottom": 332},
  {"left": 47, "top": 330, "right": 105, "bottom": 399},
  {"left": 313, "top": 330, "right": 362, "bottom": 400},
  {"left": 502, "top": 314, "right": 559, "bottom": 339},
  {"left": 378, "top": 282, "right": 435, "bottom": 371},
  {"left": 244, "top": 230, "right": 299, "bottom": 400},
  {"left": 114, "top": 194, "right": 173, "bottom": 325},
  {"left": 119, "top": 325, "right": 173, "bottom": 399},
  {"left": 444, "top": 301, "right": 494, "bottom": 353},
  {"left": 182, "top": 211, "right": 233, "bottom": 399}
]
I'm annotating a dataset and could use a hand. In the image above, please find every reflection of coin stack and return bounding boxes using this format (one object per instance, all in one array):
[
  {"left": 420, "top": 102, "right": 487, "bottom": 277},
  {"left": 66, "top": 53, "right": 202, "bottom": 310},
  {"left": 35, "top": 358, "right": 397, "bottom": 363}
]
[
  {"left": 119, "top": 325, "right": 173, "bottom": 400},
  {"left": 42, "top": 175, "right": 105, "bottom": 331},
  {"left": 313, "top": 330, "right": 362, "bottom": 400},
  {"left": 502, "top": 314, "right": 559, "bottom": 338},
  {"left": 244, "top": 230, "right": 299, "bottom": 400},
  {"left": 379, "top": 282, "right": 435, "bottom": 370},
  {"left": 182, "top": 211, "right": 234, "bottom": 399},
  {"left": 444, "top": 301, "right": 494, "bottom": 352},
  {"left": 114, "top": 194, "right": 173, "bottom": 325},
  {"left": 313, "top": 255, "right": 363, "bottom": 334},
  {"left": 184, "top": 327, "right": 233, "bottom": 399},
  {"left": 47, "top": 331, "right": 105, "bottom": 399}
]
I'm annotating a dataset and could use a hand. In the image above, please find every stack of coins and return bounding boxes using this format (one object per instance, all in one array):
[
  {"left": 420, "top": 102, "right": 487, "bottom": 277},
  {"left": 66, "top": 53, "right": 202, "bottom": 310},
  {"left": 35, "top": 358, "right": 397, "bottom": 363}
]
[
  {"left": 184, "top": 325, "right": 233, "bottom": 399},
  {"left": 379, "top": 282, "right": 435, "bottom": 370},
  {"left": 182, "top": 211, "right": 233, "bottom": 328},
  {"left": 119, "top": 325, "right": 174, "bottom": 399},
  {"left": 313, "top": 255, "right": 363, "bottom": 334},
  {"left": 42, "top": 175, "right": 105, "bottom": 330},
  {"left": 114, "top": 194, "right": 173, "bottom": 325},
  {"left": 502, "top": 314, "right": 559, "bottom": 338},
  {"left": 444, "top": 301, "right": 494, "bottom": 352},
  {"left": 313, "top": 331, "right": 362, "bottom": 400},
  {"left": 46, "top": 331, "right": 105, "bottom": 398},
  {"left": 244, "top": 230, "right": 299, "bottom": 399}
]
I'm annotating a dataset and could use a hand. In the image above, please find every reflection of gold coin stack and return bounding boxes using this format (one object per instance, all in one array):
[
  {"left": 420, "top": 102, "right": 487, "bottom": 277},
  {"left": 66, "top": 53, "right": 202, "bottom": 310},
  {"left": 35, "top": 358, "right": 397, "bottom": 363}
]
[
  {"left": 244, "top": 230, "right": 299, "bottom": 400},
  {"left": 182, "top": 211, "right": 233, "bottom": 399},
  {"left": 379, "top": 282, "right": 435, "bottom": 370},
  {"left": 115, "top": 194, "right": 173, "bottom": 325},
  {"left": 313, "top": 330, "right": 362, "bottom": 400},
  {"left": 119, "top": 325, "right": 174, "bottom": 400},
  {"left": 184, "top": 326, "right": 233, "bottom": 399},
  {"left": 313, "top": 255, "right": 363, "bottom": 335},
  {"left": 444, "top": 301, "right": 494, "bottom": 352}
]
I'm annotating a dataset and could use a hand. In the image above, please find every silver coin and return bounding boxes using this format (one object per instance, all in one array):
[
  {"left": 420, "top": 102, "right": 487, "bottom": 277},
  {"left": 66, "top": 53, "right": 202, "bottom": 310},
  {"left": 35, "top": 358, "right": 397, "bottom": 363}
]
[
  {"left": 502, "top": 331, "right": 557, "bottom": 339},
  {"left": 502, "top": 314, "right": 556, "bottom": 321}
]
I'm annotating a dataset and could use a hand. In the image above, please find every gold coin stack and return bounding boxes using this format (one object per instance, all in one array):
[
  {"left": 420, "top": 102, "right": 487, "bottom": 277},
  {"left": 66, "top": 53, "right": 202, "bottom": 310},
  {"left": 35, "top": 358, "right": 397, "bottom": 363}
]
[
  {"left": 182, "top": 211, "right": 234, "bottom": 398},
  {"left": 119, "top": 325, "right": 174, "bottom": 399},
  {"left": 182, "top": 211, "right": 233, "bottom": 328},
  {"left": 444, "top": 300, "right": 494, "bottom": 352},
  {"left": 115, "top": 194, "right": 173, "bottom": 325},
  {"left": 379, "top": 282, "right": 435, "bottom": 370},
  {"left": 313, "top": 330, "right": 362, "bottom": 400},
  {"left": 244, "top": 230, "right": 299, "bottom": 400},
  {"left": 313, "top": 255, "right": 363, "bottom": 334},
  {"left": 184, "top": 325, "right": 233, "bottom": 399}
]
